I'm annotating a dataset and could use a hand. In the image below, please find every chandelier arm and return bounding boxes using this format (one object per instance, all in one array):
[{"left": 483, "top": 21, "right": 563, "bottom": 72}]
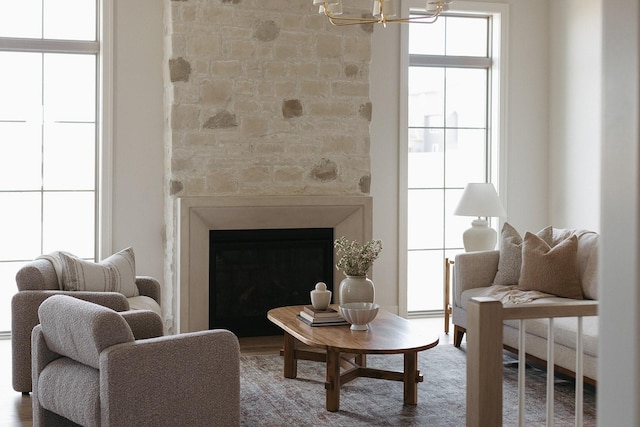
[
  {"left": 327, "top": 14, "right": 440, "bottom": 26},
  {"left": 321, "top": 3, "right": 443, "bottom": 26}
]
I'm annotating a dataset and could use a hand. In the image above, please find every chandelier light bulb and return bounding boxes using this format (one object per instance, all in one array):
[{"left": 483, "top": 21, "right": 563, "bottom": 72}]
[
  {"left": 426, "top": 1, "right": 448, "bottom": 13},
  {"left": 326, "top": 2, "right": 343, "bottom": 15},
  {"left": 372, "top": 0, "right": 396, "bottom": 18}
]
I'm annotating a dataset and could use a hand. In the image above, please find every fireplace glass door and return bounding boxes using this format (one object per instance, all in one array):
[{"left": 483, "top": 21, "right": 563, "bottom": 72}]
[{"left": 209, "top": 228, "right": 334, "bottom": 337}]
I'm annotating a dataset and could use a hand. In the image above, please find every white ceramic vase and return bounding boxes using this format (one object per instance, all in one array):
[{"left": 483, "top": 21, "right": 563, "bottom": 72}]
[{"left": 339, "top": 275, "right": 375, "bottom": 305}]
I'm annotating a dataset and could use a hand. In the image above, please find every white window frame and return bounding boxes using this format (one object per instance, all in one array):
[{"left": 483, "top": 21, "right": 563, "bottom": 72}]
[
  {"left": 398, "top": 1, "right": 509, "bottom": 317},
  {"left": 0, "top": 2, "right": 113, "bottom": 257},
  {"left": 0, "top": 1, "right": 112, "bottom": 334},
  {"left": 98, "top": 0, "right": 114, "bottom": 260}
]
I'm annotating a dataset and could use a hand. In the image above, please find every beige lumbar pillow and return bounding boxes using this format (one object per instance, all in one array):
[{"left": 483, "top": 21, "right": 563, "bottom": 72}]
[
  {"left": 518, "top": 232, "right": 583, "bottom": 300},
  {"left": 492, "top": 223, "right": 553, "bottom": 286},
  {"left": 59, "top": 247, "right": 139, "bottom": 298}
]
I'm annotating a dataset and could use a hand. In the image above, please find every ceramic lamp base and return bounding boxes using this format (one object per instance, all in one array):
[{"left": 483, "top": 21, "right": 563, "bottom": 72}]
[{"left": 462, "top": 219, "right": 497, "bottom": 252}]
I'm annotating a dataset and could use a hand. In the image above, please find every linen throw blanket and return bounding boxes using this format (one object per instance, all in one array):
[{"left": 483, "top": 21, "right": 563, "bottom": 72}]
[
  {"left": 36, "top": 251, "right": 68, "bottom": 289},
  {"left": 477, "top": 284, "right": 553, "bottom": 304}
]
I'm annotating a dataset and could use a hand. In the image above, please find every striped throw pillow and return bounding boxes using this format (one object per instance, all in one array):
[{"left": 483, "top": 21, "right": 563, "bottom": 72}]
[{"left": 59, "top": 247, "right": 139, "bottom": 298}]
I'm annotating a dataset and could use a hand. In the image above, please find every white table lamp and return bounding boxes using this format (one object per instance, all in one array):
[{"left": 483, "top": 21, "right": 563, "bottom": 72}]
[{"left": 454, "top": 183, "right": 506, "bottom": 252}]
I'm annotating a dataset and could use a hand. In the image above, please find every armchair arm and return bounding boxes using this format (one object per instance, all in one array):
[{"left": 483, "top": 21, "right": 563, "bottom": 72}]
[
  {"left": 11, "top": 290, "right": 129, "bottom": 393},
  {"left": 453, "top": 250, "right": 500, "bottom": 308},
  {"left": 100, "top": 330, "right": 240, "bottom": 427},
  {"left": 120, "top": 310, "right": 164, "bottom": 340},
  {"left": 135, "top": 276, "right": 161, "bottom": 305}
]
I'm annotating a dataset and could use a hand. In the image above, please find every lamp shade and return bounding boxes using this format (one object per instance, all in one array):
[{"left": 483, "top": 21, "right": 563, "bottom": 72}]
[{"left": 454, "top": 183, "right": 506, "bottom": 218}]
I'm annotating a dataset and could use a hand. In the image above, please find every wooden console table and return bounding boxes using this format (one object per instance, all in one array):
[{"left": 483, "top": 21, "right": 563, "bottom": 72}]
[{"left": 267, "top": 305, "right": 439, "bottom": 412}]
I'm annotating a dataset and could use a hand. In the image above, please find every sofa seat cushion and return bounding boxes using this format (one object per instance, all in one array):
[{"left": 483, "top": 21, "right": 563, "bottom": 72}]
[
  {"left": 503, "top": 297, "right": 598, "bottom": 358},
  {"left": 460, "top": 290, "right": 598, "bottom": 358},
  {"left": 38, "top": 357, "right": 100, "bottom": 426},
  {"left": 127, "top": 295, "right": 162, "bottom": 316}
]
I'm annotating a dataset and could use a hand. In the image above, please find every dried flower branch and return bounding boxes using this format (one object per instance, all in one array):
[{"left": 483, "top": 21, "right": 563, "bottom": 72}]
[{"left": 334, "top": 236, "right": 383, "bottom": 277}]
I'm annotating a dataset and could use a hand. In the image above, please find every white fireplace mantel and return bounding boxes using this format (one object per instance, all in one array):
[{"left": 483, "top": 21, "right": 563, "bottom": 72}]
[{"left": 176, "top": 195, "right": 373, "bottom": 333}]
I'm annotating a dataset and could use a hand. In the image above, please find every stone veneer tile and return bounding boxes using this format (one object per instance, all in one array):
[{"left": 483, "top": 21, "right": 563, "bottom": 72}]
[{"left": 166, "top": 1, "right": 371, "bottom": 198}]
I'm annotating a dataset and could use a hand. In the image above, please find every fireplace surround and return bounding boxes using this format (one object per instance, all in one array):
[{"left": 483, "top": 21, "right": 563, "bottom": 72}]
[{"left": 176, "top": 195, "right": 372, "bottom": 333}]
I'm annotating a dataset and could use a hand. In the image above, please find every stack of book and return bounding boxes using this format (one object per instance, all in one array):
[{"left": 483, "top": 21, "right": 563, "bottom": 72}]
[{"left": 297, "top": 305, "right": 349, "bottom": 327}]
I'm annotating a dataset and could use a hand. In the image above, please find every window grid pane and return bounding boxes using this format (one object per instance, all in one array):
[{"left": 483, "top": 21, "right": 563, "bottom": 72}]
[
  {"left": 0, "top": 4, "right": 99, "bottom": 332},
  {"left": 0, "top": 0, "right": 97, "bottom": 41},
  {"left": 407, "top": 14, "right": 493, "bottom": 313}
]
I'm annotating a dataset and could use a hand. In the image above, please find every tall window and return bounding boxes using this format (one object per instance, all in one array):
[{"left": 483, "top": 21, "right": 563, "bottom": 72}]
[
  {"left": 0, "top": 1, "right": 100, "bottom": 333},
  {"left": 403, "top": 4, "right": 506, "bottom": 315}
]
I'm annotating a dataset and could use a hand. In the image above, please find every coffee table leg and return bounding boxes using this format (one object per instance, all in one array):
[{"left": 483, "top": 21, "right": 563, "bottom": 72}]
[
  {"left": 283, "top": 332, "right": 297, "bottom": 379},
  {"left": 325, "top": 349, "right": 341, "bottom": 412},
  {"left": 404, "top": 351, "right": 419, "bottom": 405}
]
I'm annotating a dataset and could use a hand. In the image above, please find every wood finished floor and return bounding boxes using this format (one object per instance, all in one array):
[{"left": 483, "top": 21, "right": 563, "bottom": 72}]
[{"left": 0, "top": 317, "right": 452, "bottom": 426}]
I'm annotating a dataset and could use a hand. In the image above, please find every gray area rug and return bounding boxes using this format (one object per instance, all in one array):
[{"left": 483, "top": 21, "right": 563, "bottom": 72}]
[{"left": 240, "top": 344, "right": 596, "bottom": 426}]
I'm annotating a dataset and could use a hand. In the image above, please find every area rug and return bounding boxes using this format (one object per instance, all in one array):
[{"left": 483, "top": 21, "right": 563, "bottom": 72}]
[{"left": 240, "top": 344, "right": 596, "bottom": 426}]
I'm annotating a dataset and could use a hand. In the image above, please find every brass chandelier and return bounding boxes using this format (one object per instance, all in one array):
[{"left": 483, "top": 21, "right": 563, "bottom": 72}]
[{"left": 312, "top": 0, "right": 451, "bottom": 26}]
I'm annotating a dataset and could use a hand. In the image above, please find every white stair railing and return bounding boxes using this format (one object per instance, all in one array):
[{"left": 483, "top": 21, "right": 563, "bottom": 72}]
[{"left": 466, "top": 297, "right": 598, "bottom": 427}]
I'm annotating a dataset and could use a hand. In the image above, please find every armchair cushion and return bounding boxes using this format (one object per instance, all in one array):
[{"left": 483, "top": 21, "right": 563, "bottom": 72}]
[
  {"left": 127, "top": 295, "right": 162, "bottom": 316},
  {"left": 58, "top": 247, "right": 139, "bottom": 297},
  {"left": 37, "top": 357, "right": 100, "bottom": 426},
  {"left": 38, "top": 295, "right": 134, "bottom": 369}
]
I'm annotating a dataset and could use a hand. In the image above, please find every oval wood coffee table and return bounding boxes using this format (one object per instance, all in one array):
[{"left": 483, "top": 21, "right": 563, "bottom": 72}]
[{"left": 267, "top": 305, "right": 439, "bottom": 412}]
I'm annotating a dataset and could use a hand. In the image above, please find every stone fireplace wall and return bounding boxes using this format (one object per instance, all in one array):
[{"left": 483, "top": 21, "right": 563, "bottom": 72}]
[{"left": 163, "top": 0, "right": 373, "bottom": 332}]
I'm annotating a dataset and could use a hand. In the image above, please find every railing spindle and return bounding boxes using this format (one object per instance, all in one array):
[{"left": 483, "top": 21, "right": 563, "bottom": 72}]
[
  {"left": 576, "top": 317, "right": 584, "bottom": 427},
  {"left": 467, "top": 298, "right": 597, "bottom": 427},
  {"left": 547, "top": 318, "right": 555, "bottom": 427},
  {"left": 518, "top": 319, "right": 526, "bottom": 427}
]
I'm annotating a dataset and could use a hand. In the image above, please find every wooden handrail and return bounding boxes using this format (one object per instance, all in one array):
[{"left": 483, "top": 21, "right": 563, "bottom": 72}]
[
  {"left": 502, "top": 300, "right": 598, "bottom": 320},
  {"left": 466, "top": 297, "right": 598, "bottom": 427}
]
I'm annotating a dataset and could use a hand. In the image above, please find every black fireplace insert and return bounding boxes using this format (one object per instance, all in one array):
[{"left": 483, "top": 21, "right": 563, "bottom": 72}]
[{"left": 209, "top": 227, "right": 334, "bottom": 337}]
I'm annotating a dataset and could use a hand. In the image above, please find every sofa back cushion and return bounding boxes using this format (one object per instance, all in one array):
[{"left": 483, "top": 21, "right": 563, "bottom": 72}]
[
  {"left": 38, "top": 295, "right": 134, "bottom": 369},
  {"left": 553, "top": 228, "right": 599, "bottom": 300}
]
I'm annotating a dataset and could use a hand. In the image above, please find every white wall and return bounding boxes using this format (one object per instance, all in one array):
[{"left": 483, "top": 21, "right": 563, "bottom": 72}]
[
  {"left": 110, "top": 0, "right": 165, "bottom": 281},
  {"left": 549, "top": 0, "right": 602, "bottom": 231},
  {"left": 369, "top": 22, "right": 402, "bottom": 312}
]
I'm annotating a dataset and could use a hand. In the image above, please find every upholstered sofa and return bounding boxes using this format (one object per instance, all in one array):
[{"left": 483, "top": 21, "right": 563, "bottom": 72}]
[
  {"left": 12, "top": 251, "right": 162, "bottom": 393},
  {"left": 32, "top": 295, "right": 240, "bottom": 426},
  {"left": 452, "top": 224, "right": 599, "bottom": 383}
]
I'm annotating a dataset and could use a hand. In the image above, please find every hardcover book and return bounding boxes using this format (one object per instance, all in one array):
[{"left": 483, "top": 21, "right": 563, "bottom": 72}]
[
  {"left": 297, "top": 314, "right": 348, "bottom": 327},
  {"left": 302, "top": 305, "right": 340, "bottom": 318}
]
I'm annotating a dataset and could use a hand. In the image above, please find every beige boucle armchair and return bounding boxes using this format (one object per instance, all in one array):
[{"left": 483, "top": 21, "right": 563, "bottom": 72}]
[
  {"left": 12, "top": 257, "right": 162, "bottom": 393},
  {"left": 32, "top": 295, "right": 240, "bottom": 427}
]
